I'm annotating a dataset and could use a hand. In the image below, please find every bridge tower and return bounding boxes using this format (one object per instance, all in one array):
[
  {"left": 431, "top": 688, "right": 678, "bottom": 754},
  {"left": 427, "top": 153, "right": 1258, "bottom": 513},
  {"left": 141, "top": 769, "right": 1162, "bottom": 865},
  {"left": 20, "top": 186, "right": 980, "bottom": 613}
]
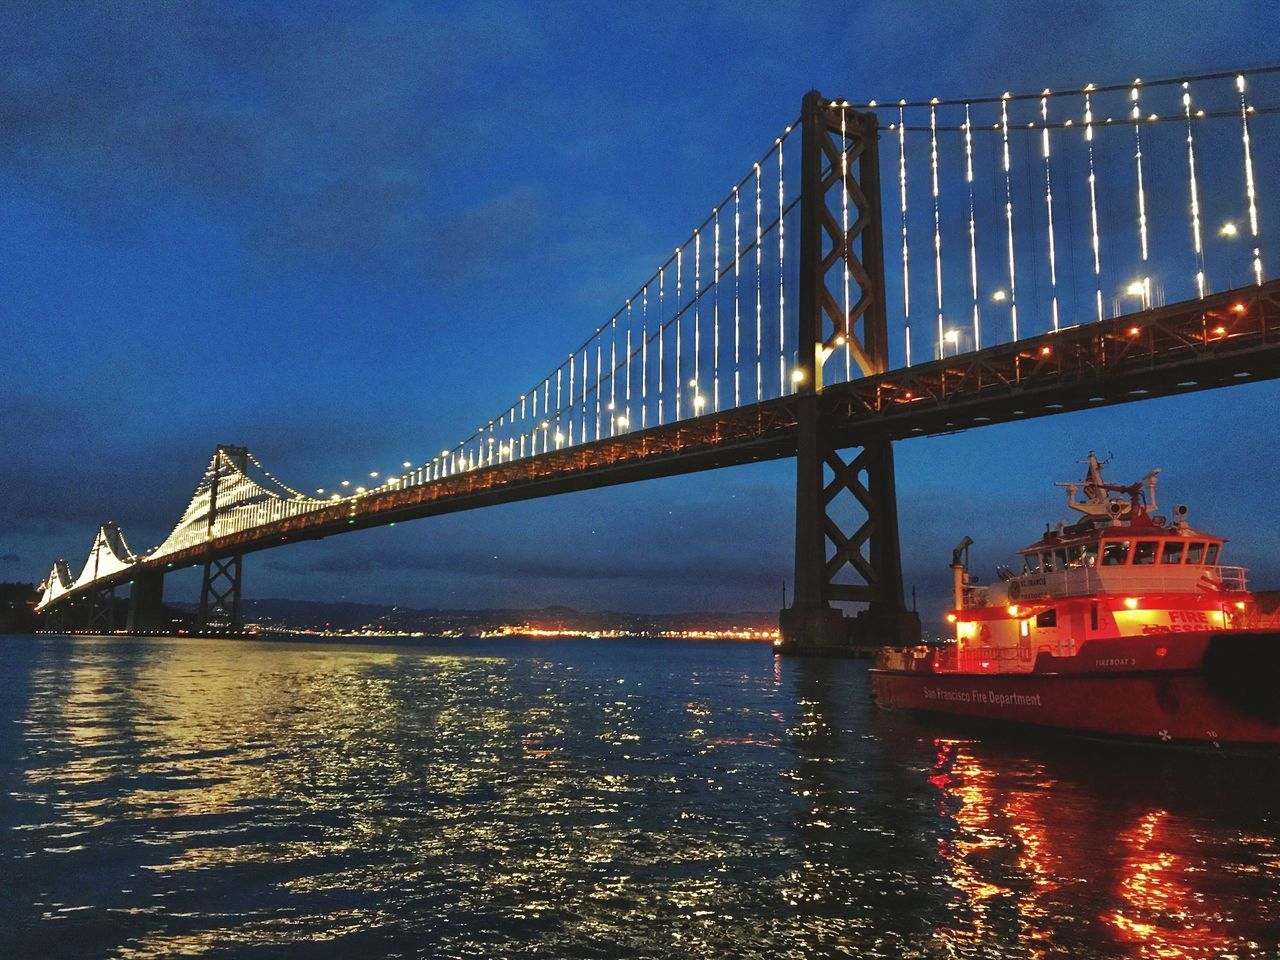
[
  {"left": 779, "top": 91, "right": 920, "bottom": 655},
  {"left": 198, "top": 444, "right": 248, "bottom": 630}
]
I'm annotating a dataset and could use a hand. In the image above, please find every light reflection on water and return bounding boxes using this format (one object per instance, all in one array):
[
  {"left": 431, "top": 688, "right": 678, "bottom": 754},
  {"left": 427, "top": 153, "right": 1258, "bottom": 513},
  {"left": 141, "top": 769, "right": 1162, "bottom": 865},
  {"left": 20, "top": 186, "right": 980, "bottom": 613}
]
[{"left": 2, "top": 634, "right": 1279, "bottom": 958}]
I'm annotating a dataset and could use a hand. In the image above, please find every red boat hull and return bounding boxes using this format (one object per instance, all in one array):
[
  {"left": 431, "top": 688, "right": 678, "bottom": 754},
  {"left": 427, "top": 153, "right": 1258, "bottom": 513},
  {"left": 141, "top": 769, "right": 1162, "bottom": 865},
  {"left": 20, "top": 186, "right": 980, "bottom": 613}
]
[{"left": 871, "top": 631, "right": 1280, "bottom": 747}]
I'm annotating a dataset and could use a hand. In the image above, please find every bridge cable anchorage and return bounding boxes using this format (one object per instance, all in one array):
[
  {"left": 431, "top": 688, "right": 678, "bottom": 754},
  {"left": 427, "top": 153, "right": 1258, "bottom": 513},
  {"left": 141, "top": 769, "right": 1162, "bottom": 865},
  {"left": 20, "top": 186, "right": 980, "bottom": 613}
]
[
  {"left": 897, "top": 103, "right": 912, "bottom": 365},
  {"left": 1040, "top": 92, "right": 1060, "bottom": 332},
  {"left": 1239, "top": 74, "right": 1264, "bottom": 285}
]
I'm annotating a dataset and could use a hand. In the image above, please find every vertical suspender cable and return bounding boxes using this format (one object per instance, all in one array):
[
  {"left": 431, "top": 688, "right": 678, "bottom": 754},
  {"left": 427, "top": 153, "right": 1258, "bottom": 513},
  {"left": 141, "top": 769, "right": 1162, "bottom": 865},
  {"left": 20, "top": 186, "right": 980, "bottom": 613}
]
[
  {"left": 964, "top": 103, "right": 981, "bottom": 348},
  {"left": 694, "top": 229, "right": 701, "bottom": 401},
  {"left": 755, "top": 163, "right": 763, "bottom": 400},
  {"left": 1084, "top": 86, "right": 1104, "bottom": 321},
  {"left": 734, "top": 185, "right": 741, "bottom": 408},
  {"left": 659, "top": 266, "right": 666, "bottom": 424},
  {"left": 1132, "top": 81, "right": 1150, "bottom": 307},
  {"left": 676, "top": 248, "right": 683, "bottom": 420},
  {"left": 841, "top": 106, "right": 852, "bottom": 380},
  {"left": 714, "top": 208, "right": 721, "bottom": 411},
  {"left": 641, "top": 286, "right": 649, "bottom": 428},
  {"left": 1041, "top": 92, "right": 1060, "bottom": 331},
  {"left": 1000, "top": 93, "right": 1019, "bottom": 340},
  {"left": 1182, "top": 83, "right": 1206, "bottom": 298},
  {"left": 1238, "top": 74, "right": 1264, "bottom": 285},
  {"left": 930, "top": 99, "right": 944, "bottom": 358},
  {"left": 778, "top": 138, "right": 786, "bottom": 394},
  {"left": 898, "top": 103, "right": 912, "bottom": 366}
]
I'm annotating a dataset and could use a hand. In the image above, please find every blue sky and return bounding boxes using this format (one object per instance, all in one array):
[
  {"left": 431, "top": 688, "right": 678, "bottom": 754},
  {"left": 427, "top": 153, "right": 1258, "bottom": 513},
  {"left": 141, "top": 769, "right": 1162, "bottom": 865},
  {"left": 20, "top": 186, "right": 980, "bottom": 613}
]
[{"left": 4, "top": 1, "right": 1279, "bottom": 619}]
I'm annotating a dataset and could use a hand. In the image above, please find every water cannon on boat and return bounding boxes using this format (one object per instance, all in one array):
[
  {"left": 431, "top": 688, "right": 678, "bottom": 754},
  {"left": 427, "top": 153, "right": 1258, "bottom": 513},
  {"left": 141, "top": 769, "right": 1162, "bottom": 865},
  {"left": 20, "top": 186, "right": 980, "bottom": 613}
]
[{"left": 951, "top": 536, "right": 974, "bottom": 610}]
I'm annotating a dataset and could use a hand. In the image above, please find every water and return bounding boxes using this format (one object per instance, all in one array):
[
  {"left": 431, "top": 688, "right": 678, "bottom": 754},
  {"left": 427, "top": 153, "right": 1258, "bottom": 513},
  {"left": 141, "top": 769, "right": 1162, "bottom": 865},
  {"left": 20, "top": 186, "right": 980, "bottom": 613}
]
[{"left": 3, "top": 633, "right": 1279, "bottom": 959}]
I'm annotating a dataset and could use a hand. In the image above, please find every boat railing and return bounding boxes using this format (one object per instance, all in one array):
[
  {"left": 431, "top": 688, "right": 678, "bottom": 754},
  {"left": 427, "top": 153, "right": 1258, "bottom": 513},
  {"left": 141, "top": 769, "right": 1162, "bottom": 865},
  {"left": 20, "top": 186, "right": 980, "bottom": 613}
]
[{"left": 988, "top": 564, "right": 1251, "bottom": 603}]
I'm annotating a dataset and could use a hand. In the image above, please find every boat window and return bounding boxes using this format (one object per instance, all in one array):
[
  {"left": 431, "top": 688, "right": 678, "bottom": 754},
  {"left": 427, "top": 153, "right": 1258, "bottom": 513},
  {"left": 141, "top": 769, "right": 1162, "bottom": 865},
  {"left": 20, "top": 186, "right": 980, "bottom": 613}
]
[
  {"left": 1055, "top": 549, "right": 1069, "bottom": 569},
  {"left": 1101, "top": 540, "right": 1130, "bottom": 565},
  {"left": 1081, "top": 544, "right": 1098, "bottom": 567},
  {"left": 1036, "top": 608, "right": 1057, "bottom": 628},
  {"left": 1068, "top": 545, "right": 1087, "bottom": 567},
  {"left": 1186, "top": 542, "right": 1206, "bottom": 564},
  {"left": 1133, "top": 541, "right": 1158, "bottom": 565},
  {"left": 1041, "top": 551, "right": 1055, "bottom": 572},
  {"left": 1024, "top": 554, "right": 1041, "bottom": 573},
  {"left": 1161, "top": 541, "right": 1185, "bottom": 564},
  {"left": 1205, "top": 543, "right": 1220, "bottom": 565}
]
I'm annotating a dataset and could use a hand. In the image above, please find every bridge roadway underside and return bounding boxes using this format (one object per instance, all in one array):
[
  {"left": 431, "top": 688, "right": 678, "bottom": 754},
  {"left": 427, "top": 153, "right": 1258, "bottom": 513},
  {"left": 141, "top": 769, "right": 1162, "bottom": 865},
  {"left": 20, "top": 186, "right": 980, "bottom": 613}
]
[{"left": 80, "top": 281, "right": 1280, "bottom": 592}]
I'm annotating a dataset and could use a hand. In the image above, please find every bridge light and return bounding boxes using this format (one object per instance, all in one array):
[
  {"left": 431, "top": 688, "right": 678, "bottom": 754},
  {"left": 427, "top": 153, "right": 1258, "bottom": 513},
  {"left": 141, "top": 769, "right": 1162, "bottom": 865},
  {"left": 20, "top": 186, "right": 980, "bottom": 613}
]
[
  {"left": 341, "top": 480, "right": 350, "bottom": 487},
  {"left": 693, "top": 394, "right": 706, "bottom": 411},
  {"left": 1231, "top": 302, "right": 1246, "bottom": 313},
  {"left": 616, "top": 415, "right": 628, "bottom": 429},
  {"left": 369, "top": 471, "right": 379, "bottom": 478},
  {"left": 355, "top": 486, "right": 366, "bottom": 494},
  {"left": 1040, "top": 345, "right": 1052, "bottom": 356},
  {"left": 943, "top": 329, "right": 959, "bottom": 344},
  {"left": 316, "top": 489, "right": 324, "bottom": 495},
  {"left": 402, "top": 461, "right": 412, "bottom": 469},
  {"left": 791, "top": 369, "right": 804, "bottom": 384},
  {"left": 991, "top": 289, "right": 1007, "bottom": 302},
  {"left": 329, "top": 493, "right": 340, "bottom": 501},
  {"left": 1220, "top": 221, "right": 1239, "bottom": 238},
  {"left": 1127, "top": 326, "right": 1140, "bottom": 336},
  {"left": 1212, "top": 325, "right": 1227, "bottom": 336}
]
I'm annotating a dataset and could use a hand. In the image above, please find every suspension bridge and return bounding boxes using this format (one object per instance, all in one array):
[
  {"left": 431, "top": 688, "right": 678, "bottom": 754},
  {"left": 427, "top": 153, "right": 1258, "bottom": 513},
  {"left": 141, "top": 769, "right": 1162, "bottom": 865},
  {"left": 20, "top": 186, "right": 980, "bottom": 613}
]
[{"left": 34, "top": 69, "right": 1280, "bottom": 652}]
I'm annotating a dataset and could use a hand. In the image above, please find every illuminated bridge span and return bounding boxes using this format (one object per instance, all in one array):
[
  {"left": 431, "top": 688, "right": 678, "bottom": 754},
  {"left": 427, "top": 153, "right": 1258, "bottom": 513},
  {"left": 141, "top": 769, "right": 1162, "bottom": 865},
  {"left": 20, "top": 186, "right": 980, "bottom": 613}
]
[{"left": 36, "top": 68, "right": 1280, "bottom": 651}]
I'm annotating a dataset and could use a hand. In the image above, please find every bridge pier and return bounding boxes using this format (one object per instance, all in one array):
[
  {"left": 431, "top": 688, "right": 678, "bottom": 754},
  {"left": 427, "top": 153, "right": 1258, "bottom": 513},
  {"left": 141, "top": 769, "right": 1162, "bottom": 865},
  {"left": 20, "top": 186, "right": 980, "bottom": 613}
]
[
  {"left": 199, "top": 555, "right": 243, "bottom": 629},
  {"left": 85, "top": 582, "right": 117, "bottom": 633},
  {"left": 127, "top": 569, "right": 166, "bottom": 632},
  {"left": 777, "top": 90, "right": 920, "bottom": 656}
]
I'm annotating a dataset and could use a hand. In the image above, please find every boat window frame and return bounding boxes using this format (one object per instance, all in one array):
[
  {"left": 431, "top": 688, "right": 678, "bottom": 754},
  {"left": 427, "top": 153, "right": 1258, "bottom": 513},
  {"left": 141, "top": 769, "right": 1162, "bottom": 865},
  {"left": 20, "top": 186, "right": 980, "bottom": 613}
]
[
  {"left": 1132, "top": 540, "right": 1159, "bottom": 565},
  {"left": 1205, "top": 543, "right": 1221, "bottom": 565},
  {"left": 1041, "top": 551, "right": 1056, "bottom": 572},
  {"left": 1054, "top": 548, "right": 1069, "bottom": 570},
  {"left": 1160, "top": 540, "right": 1185, "bottom": 565},
  {"left": 1024, "top": 553, "right": 1041, "bottom": 574},
  {"left": 1100, "top": 539, "right": 1131, "bottom": 566}
]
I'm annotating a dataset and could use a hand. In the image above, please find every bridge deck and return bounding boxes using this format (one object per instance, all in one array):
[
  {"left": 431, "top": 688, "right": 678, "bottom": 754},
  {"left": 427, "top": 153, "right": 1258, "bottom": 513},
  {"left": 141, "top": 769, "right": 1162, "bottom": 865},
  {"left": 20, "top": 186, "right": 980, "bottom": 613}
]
[{"left": 67, "top": 281, "right": 1280, "bottom": 593}]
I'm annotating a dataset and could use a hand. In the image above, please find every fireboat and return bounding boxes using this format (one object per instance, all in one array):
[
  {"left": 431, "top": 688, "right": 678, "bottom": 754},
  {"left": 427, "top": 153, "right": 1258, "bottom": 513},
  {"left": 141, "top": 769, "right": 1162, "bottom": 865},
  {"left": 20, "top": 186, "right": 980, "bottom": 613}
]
[{"left": 871, "top": 453, "right": 1280, "bottom": 748}]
